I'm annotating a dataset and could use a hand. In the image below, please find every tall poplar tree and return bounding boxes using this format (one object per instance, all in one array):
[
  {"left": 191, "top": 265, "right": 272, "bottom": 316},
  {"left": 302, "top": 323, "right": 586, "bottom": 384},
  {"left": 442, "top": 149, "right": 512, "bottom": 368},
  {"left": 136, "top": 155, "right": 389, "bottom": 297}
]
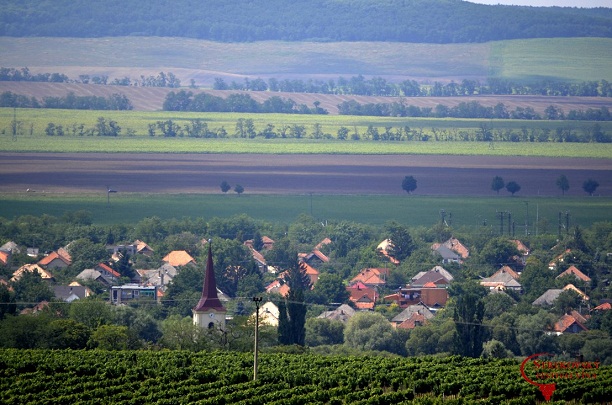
[{"left": 278, "top": 256, "right": 310, "bottom": 346}]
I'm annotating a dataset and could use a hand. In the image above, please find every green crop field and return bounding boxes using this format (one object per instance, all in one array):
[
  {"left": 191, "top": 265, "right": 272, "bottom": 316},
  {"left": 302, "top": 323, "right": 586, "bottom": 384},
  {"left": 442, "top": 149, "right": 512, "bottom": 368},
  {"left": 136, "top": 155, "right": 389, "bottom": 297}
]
[
  {"left": 2, "top": 108, "right": 611, "bottom": 157},
  {"left": 490, "top": 38, "right": 612, "bottom": 82},
  {"left": 0, "top": 193, "right": 609, "bottom": 231},
  {"left": 2, "top": 37, "right": 611, "bottom": 82}
]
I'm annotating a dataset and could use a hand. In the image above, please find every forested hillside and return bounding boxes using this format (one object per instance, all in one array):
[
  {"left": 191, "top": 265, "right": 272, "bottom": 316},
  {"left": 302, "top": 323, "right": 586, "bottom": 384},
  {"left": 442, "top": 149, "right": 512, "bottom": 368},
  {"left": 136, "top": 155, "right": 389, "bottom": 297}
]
[{"left": 1, "top": 0, "right": 611, "bottom": 43}]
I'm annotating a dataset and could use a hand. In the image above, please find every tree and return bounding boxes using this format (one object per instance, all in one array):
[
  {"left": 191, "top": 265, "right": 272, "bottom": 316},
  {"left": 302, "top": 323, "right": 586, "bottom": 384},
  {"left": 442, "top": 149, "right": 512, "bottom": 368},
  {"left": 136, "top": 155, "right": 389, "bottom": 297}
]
[
  {"left": 305, "top": 318, "right": 345, "bottom": 346},
  {"left": 46, "top": 319, "right": 91, "bottom": 349},
  {"left": 384, "top": 221, "right": 415, "bottom": 262},
  {"left": 312, "top": 273, "right": 350, "bottom": 305},
  {"left": 344, "top": 311, "right": 395, "bottom": 352},
  {"left": 556, "top": 174, "right": 570, "bottom": 195},
  {"left": 453, "top": 292, "right": 486, "bottom": 357},
  {"left": 234, "top": 184, "right": 244, "bottom": 195},
  {"left": 491, "top": 176, "right": 504, "bottom": 194},
  {"left": 278, "top": 257, "right": 309, "bottom": 346},
  {"left": 88, "top": 324, "right": 138, "bottom": 350},
  {"left": 220, "top": 180, "right": 231, "bottom": 193},
  {"left": 401, "top": 176, "right": 417, "bottom": 194},
  {"left": 506, "top": 181, "right": 521, "bottom": 196},
  {"left": 582, "top": 179, "right": 599, "bottom": 196}
]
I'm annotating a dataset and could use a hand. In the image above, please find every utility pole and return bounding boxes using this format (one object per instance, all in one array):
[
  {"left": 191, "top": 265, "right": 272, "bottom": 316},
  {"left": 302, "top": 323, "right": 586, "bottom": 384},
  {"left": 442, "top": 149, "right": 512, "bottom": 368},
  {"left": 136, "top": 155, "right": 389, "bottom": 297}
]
[
  {"left": 523, "top": 201, "right": 529, "bottom": 236},
  {"left": 507, "top": 212, "right": 512, "bottom": 236},
  {"left": 252, "top": 296, "right": 263, "bottom": 381},
  {"left": 497, "top": 211, "right": 505, "bottom": 235}
]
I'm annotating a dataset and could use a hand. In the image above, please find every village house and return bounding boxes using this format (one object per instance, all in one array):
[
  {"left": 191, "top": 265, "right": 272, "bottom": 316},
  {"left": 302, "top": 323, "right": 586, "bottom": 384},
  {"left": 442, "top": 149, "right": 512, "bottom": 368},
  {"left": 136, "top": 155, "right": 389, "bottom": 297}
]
[
  {"left": 552, "top": 311, "right": 589, "bottom": 335},
  {"left": 532, "top": 284, "right": 589, "bottom": 306},
  {"left": 75, "top": 269, "right": 114, "bottom": 287},
  {"left": 556, "top": 265, "right": 591, "bottom": 284},
  {"left": 384, "top": 266, "right": 453, "bottom": 309},
  {"left": 111, "top": 284, "right": 158, "bottom": 304},
  {"left": 431, "top": 237, "right": 469, "bottom": 263},
  {"left": 376, "top": 239, "right": 400, "bottom": 265},
  {"left": 38, "top": 250, "right": 72, "bottom": 270},
  {"left": 349, "top": 268, "right": 388, "bottom": 288},
  {"left": 162, "top": 250, "right": 196, "bottom": 267},
  {"left": 391, "top": 303, "right": 435, "bottom": 330},
  {"left": 346, "top": 282, "right": 377, "bottom": 310},
  {"left": 53, "top": 285, "right": 92, "bottom": 302},
  {"left": 480, "top": 266, "right": 522, "bottom": 292},
  {"left": 250, "top": 301, "right": 280, "bottom": 326},
  {"left": 11, "top": 264, "right": 54, "bottom": 282},
  {"left": 317, "top": 304, "right": 356, "bottom": 322},
  {"left": 94, "top": 263, "right": 121, "bottom": 283},
  {"left": 137, "top": 263, "right": 178, "bottom": 291}
]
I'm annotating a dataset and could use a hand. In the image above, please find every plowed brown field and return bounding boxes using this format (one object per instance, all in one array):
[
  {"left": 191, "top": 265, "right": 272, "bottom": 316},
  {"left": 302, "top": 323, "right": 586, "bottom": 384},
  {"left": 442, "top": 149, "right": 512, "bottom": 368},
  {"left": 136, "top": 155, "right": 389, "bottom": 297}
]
[
  {"left": 1, "top": 82, "right": 611, "bottom": 114},
  {"left": 1, "top": 153, "right": 610, "bottom": 197}
]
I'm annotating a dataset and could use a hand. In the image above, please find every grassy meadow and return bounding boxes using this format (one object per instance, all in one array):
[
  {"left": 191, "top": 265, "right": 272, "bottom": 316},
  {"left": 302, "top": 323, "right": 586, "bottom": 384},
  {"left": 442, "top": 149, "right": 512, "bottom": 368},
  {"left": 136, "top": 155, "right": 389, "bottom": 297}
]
[
  {"left": 2, "top": 108, "right": 612, "bottom": 157},
  {"left": 0, "top": 193, "right": 609, "bottom": 231}
]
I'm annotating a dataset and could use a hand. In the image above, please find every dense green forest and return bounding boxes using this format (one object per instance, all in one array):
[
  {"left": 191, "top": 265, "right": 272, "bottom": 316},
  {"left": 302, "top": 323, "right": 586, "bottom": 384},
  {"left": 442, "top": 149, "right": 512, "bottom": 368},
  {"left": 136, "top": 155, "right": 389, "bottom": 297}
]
[{"left": 1, "top": 0, "right": 611, "bottom": 43}]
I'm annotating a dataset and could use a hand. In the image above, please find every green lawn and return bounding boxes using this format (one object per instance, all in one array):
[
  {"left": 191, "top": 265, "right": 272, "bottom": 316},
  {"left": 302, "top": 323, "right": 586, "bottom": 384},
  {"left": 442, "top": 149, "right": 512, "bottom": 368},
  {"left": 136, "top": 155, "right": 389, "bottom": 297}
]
[{"left": 1, "top": 193, "right": 609, "bottom": 231}]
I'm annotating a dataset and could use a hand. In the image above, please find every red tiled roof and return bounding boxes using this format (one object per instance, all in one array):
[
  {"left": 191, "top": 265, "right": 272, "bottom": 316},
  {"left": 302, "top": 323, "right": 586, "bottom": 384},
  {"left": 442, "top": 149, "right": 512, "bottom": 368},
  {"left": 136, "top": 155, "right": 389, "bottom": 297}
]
[
  {"left": 495, "top": 266, "right": 520, "bottom": 280},
  {"left": 594, "top": 302, "right": 612, "bottom": 311},
  {"left": 511, "top": 240, "right": 530, "bottom": 254},
  {"left": 350, "top": 268, "right": 388, "bottom": 286},
  {"left": 162, "top": 250, "right": 196, "bottom": 267},
  {"left": 349, "top": 287, "right": 376, "bottom": 308},
  {"left": 556, "top": 265, "right": 591, "bottom": 282},
  {"left": 315, "top": 238, "right": 332, "bottom": 250},
  {"left": 377, "top": 239, "right": 401, "bottom": 265},
  {"left": 441, "top": 237, "right": 469, "bottom": 259},
  {"left": 38, "top": 251, "right": 71, "bottom": 266},
  {"left": 311, "top": 249, "right": 329, "bottom": 263},
  {"left": 96, "top": 262, "right": 121, "bottom": 278},
  {"left": 397, "top": 313, "right": 429, "bottom": 330},
  {"left": 0, "top": 251, "right": 9, "bottom": 266},
  {"left": 554, "top": 314, "right": 588, "bottom": 333}
]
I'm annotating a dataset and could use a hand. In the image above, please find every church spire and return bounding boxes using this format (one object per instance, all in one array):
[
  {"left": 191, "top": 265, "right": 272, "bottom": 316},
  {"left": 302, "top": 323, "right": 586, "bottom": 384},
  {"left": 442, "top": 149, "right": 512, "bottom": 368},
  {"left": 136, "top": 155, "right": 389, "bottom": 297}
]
[{"left": 193, "top": 242, "right": 225, "bottom": 312}]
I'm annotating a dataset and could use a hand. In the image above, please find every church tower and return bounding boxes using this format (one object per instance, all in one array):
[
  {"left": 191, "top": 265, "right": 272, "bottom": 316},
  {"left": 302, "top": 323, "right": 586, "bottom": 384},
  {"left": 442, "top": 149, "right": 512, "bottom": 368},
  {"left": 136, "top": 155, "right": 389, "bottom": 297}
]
[{"left": 193, "top": 242, "right": 226, "bottom": 330}]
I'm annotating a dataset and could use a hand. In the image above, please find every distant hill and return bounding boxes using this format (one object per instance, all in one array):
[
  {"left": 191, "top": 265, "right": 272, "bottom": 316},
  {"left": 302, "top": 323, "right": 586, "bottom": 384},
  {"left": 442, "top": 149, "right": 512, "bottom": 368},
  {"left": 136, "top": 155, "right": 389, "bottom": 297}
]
[{"left": 0, "top": 0, "right": 611, "bottom": 44}]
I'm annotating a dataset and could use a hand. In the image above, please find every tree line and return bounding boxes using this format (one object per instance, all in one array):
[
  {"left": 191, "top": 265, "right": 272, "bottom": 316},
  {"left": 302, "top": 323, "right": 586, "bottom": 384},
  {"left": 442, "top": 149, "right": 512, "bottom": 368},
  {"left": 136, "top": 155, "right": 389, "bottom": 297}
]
[
  {"left": 337, "top": 99, "right": 612, "bottom": 124},
  {"left": 215, "top": 75, "right": 612, "bottom": 98},
  {"left": 0, "top": 67, "right": 181, "bottom": 88},
  {"left": 0, "top": 91, "right": 133, "bottom": 111},
  {"left": 35, "top": 116, "right": 609, "bottom": 144},
  {"left": 1, "top": 0, "right": 610, "bottom": 43},
  {"left": 163, "top": 90, "right": 327, "bottom": 114}
]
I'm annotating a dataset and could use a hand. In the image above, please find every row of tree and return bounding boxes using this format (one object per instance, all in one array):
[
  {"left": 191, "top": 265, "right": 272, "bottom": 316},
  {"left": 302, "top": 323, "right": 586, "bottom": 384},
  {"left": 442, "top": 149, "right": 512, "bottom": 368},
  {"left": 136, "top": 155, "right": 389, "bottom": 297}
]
[
  {"left": 33, "top": 116, "right": 608, "bottom": 144},
  {"left": 0, "top": 67, "right": 69, "bottom": 83},
  {"left": 338, "top": 100, "right": 612, "bottom": 123},
  {"left": 215, "top": 76, "right": 612, "bottom": 98},
  {"left": 0, "top": 67, "right": 181, "bottom": 89},
  {"left": 0, "top": 91, "right": 133, "bottom": 110},
  {"left": 163, "top": 91, "right": 327, "bottom": 114},
  {"left": 490, "top": 175, "right": 601, "bottom": 198},
  {"left": 45, "top": 117, "right": 124, "bottom": 137},
  {"left": 1, "top": 0, "right": 610, "bottom": 43}
]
